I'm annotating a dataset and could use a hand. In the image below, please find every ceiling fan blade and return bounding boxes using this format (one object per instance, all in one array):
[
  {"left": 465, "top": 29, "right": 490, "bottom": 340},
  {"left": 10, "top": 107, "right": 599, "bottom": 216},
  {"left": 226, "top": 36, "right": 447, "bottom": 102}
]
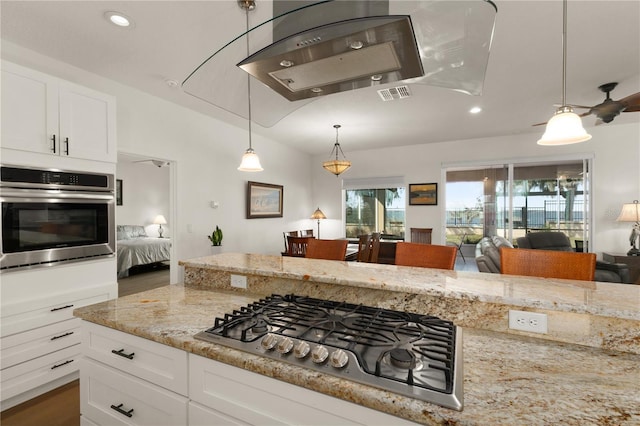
[
  {"left": 559, "top": 103, "right": 593, "bottom": 109},
  {"left": 620, "top": 92, "right": 640, "bottom": 111},
  {"left": 531, "top": 121, "right": 547, "bottom": 127},
  {"left": 594, "top": 118, "right": 604, "bottom": 126}
]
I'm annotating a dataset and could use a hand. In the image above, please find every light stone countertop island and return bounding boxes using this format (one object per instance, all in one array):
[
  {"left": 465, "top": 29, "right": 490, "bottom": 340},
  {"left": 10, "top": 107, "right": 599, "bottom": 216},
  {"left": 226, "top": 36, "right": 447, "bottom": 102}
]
[{"left": 74, "top": 253, "right": 640, "bottom": 425}]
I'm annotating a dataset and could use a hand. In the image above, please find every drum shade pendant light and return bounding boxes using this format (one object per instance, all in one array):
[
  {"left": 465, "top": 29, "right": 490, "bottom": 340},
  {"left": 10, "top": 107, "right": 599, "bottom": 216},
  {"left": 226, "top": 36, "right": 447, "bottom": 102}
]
[
  {"left": 237, "top": 0, "right": 263, "bottom": 172},
  {"left": 537, "top": 0, "right": 591, "bottom": 146},
  {"left": 322, "top": 125, "right": 351, "bottom": 176}
]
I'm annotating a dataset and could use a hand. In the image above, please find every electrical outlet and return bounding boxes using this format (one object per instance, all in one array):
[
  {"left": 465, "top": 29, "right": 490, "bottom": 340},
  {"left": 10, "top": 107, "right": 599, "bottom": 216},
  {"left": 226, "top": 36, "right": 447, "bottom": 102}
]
[
  {"left": 508, "top": 310, "right": 548, "bottom": 334},
  {"left": 230, "top": 274, "right": 247, "bottom": 289}
]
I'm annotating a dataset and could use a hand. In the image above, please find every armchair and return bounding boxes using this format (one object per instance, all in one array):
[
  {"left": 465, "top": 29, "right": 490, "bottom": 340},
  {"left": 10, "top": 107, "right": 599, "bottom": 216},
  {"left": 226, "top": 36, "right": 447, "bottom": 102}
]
[{"left": 516, "top": 232, "right": 631, "bottom": 283}]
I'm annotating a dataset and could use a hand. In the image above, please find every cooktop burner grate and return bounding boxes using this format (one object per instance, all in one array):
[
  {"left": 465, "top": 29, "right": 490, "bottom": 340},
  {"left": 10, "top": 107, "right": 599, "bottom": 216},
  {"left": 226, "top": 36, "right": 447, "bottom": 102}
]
[{"left": 195, "top": 294, "right": 463, "bottom": 410}]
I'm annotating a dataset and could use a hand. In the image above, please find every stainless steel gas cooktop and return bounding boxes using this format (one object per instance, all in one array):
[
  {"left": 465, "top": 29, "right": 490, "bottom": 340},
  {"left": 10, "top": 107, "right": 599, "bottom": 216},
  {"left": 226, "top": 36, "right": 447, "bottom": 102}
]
[{"left": 194, "top": 294, "right": 463, "bottom": 411}]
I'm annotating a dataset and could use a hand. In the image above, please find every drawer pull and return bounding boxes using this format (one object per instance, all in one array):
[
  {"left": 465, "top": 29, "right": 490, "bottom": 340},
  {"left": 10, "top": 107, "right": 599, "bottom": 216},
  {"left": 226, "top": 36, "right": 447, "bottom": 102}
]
[
  {"left": 111, "top": 348, "right": 135, "bottom": 360},
  {"left": 64, "top": 137, "right": 70, "bottom": 155},
  {"left": 110, "top": 403, "right": 134, "bottom": 418},
  {"left": 51, "top": 331, "right": 74, "bottom": 341},
  {"left": 51, "top": 134, "right": 57, "bottom": 153},
  {"left": 50, "top": 304, "right": 74, "bottom": 312},
  {"left": 51, "top": 359, "right": 74, "bottom": 370}
]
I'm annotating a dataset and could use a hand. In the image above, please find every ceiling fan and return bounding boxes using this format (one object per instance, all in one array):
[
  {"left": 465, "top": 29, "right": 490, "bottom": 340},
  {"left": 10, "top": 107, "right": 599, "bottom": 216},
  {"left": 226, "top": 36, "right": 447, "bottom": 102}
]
[
  {"left": 534, "top": 82, "right": 640, "bottom": 127},
  {"left": 133, "top": 159, "right": 169, "bottom": 167},
  {"left": 571, "top": 82, "right": 640, "bottom": 125}
]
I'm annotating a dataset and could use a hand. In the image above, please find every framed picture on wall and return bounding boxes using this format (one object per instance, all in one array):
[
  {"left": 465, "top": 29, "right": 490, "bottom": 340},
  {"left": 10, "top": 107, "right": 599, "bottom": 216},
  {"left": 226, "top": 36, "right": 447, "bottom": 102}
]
[
  {"left": 116, "top": 179, "right": 123, "bottom": 206},
  {"left": 409, "top": 183, "right": 437, "bottom": 206},
  {"left": 247, "top": 181, "right": 284, "bottom": 219}
]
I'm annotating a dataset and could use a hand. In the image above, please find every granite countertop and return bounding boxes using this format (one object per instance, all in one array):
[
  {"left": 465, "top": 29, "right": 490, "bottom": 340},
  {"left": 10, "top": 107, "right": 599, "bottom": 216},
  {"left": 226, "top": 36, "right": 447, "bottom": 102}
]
[
  {"left": 180, "top": 253, "right": 640, "bottom": 320},
  {"left": 74, "top": 283, "right": 640, "bottom": 426}
]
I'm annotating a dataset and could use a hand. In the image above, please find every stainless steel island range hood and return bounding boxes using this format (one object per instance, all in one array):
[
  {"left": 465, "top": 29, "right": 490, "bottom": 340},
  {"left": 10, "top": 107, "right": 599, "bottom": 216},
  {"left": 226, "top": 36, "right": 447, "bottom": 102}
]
[{"left": 182, "top": 0, "right": 497, "bottom": 127}]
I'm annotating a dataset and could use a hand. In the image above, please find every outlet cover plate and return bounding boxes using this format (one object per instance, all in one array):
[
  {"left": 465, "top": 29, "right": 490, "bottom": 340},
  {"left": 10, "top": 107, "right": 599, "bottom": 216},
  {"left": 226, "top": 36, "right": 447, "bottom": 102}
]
[
  {"left": 230, "top": 274, "right": 247, "bottom": 289},
  {"left": 509, "top": 310, "right": 548, "bottom": 334}
]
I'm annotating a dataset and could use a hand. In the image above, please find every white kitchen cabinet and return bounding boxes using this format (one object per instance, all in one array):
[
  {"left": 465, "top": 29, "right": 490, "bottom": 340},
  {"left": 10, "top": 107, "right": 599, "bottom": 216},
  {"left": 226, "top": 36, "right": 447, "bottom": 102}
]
[
  {"left": 81, "top": 358, "right": 188, "bottom": 426},
  {"left": 0, "top": 283, "right": 113, "bottom": 410},
  {"left": 1, "top": 61, "right": 116, "bottom": 163}
]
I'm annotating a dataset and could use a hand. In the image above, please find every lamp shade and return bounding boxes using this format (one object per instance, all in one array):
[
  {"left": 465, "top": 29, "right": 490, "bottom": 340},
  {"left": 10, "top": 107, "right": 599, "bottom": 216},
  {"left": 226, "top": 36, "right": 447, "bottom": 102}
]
[
  {"left": 310, "top": 207, "right": 326, "bottom": 220},
  {"left": 537, "top": 109, "right": 592, "bottom": 146},
  {"left": 617, "top": 200, "right": 640, "bottom": 222},
  {"left": 153, "top": 215, "right": 167, "bottom": 225},
  {"left": 237, "top": 148, "right": 264, "bottom": 171},
  {"left": 322, "top": 160, "right": 351, "bottom": 176}
]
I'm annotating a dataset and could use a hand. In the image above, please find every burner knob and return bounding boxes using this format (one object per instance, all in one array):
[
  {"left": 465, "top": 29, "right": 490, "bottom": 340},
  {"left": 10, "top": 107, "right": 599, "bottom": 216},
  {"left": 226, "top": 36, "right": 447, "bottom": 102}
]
[
  {"left": 276, "top": 337, "right": 294, "bottom": 354},
  {"left": 260, "top": 334, "right": 278, "bottom": 351},
  {"left": 293, "top": 341, "right": 310, "bottom": 359},
  {"left": 311, "top": 345, "right": 329, "bottom": 364},
  {"left": 329, "top": 349, "right": 349, "bottom": 369}
]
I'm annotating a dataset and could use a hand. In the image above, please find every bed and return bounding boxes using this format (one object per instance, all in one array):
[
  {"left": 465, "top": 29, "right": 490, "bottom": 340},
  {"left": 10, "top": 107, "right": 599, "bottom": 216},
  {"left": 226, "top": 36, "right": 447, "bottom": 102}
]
[{"left": 117, "top": 225, "right": 171, "bottom": 278}]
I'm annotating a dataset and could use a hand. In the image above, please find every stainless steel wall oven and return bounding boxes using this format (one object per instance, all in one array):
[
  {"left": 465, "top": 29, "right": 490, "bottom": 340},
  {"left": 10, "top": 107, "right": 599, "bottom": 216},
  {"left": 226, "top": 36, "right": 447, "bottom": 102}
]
[{"left": 1, "top": 165, "right": 115, "bottom": 271}]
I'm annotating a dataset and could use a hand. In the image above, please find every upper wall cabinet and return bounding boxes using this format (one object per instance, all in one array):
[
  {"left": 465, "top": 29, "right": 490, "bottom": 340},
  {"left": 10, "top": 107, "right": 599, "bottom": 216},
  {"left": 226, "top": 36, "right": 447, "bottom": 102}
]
[{"left": 1, "top": 61, "right": 116, "bottom": 163}]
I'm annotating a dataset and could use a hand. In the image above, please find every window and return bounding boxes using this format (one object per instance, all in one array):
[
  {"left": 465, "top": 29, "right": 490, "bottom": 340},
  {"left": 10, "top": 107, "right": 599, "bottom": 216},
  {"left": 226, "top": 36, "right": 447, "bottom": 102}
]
[{"left": 345, "top": 188, "right": 406, "bottom": 238}]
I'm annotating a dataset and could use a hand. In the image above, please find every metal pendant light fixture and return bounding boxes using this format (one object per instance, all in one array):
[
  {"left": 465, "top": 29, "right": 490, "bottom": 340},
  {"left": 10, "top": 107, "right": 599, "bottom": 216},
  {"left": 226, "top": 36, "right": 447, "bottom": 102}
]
[
  {"left": 237, "top": 0, "right": 263, "bottom": 172},
  {"left": 322, "top": 124, "right": 351, "bottom": 176},
  {"left": 537, "top": 0, "right": 591, "bottom": 146}
]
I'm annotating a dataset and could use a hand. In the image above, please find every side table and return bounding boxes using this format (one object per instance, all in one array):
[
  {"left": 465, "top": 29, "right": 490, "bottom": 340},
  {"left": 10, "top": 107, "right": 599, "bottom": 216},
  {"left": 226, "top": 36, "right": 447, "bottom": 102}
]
[{"left": 603, "top": 253, "right": 640, "bottom": 284}]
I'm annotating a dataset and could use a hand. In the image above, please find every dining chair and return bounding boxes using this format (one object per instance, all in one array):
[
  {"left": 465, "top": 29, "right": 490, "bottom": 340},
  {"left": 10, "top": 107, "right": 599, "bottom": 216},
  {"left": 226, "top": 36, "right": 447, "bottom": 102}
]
[
  {"left": 369, "top": 232, "right": 381, "bottom": 263},
  {"left": 283, "top": 231, "right": 300, "bottom": 254},
  {"left": 286, "top": 236, "right": 313, "bottom": 257},
  {"left": 357, "top": 234, "right": 372, "bottom": 262},
  {"left": 305, "top": 239, "right": 349, "bottom": 260},
  {"left": 500, "top": 247, "right": 596, "bottom": 281},
  {"left": 300, "top": 229, "right": 314, "bottom": 237},
  {"left": 410, "top": 228, "right": 433, "bottom": 245},
  {"left": 394, "top": 242, "right": 457, "bottom": 270}
]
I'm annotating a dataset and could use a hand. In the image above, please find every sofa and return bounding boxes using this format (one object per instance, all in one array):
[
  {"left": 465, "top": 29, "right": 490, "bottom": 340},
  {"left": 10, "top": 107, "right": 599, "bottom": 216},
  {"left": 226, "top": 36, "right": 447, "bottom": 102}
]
[
  {"left": 475, "top": 236, "right": 514, "bottom": 273},
  {"left": 516, "top": 232, "right": 631, "bottom": 283}
]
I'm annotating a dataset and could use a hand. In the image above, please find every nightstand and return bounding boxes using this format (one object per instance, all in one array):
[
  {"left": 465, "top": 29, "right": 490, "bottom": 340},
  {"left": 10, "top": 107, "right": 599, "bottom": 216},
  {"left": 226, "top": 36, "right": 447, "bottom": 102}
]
[{"left": 603, "top": 253, "right": 640, "bottom": 284}]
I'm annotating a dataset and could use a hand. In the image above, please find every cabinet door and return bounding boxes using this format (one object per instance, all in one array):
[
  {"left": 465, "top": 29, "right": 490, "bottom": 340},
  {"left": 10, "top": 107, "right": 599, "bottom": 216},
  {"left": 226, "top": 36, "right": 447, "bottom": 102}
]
[
  {"left": 1, "top": 61, "right": 58, "bottom": 154},
  {"left": 59, "top": 82, "right": 116, "bottom": 162}
]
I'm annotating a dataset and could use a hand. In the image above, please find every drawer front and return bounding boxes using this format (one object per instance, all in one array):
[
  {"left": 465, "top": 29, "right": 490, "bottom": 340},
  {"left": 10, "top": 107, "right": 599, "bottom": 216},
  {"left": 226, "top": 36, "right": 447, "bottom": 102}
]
[
  {"left": 1, "top": 317, "right": 81, "bottom": 369},
  {"left": 80, "top": 358, "right": 188, "bottom": 426},
  {"left": 1, "top": 287, "right": 111, "bottom": 337},
  {"left": 189, "top": 401, "right": 250, "bottom": 426},
  {"left": 82, "top": 321, "right": 188, "bottom": 395},
  {"left": 0, "top": 344, "right": 80, "bottom": 401}
]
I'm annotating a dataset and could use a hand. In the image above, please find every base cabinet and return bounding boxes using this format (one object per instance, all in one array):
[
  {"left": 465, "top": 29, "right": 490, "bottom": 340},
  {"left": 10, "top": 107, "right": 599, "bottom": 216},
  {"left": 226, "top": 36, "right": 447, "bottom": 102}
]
[{"left": 80, "top": 321, "right": 417, "bottom": 426}]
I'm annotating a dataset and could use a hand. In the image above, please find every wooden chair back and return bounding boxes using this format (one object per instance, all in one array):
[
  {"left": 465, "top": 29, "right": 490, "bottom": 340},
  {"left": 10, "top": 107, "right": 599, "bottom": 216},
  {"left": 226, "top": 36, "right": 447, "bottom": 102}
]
[
  {"left": 357, "top": 234, "right": 372, "bottom": 262},
  {"left": 305, "top": 239, "right": 349, "bottom": 260},
  {"left": 369, "top": 232, "right": 381, "bottom": 263},
  {"left": 410, "top": 228, "right": 433, "bottom": 245},
  {"left": 500, "top": 247, "right": 596, "bottom": 281},
  {"left": 286, "top": 236, "right": 313, "bottom": 257},
  {"left": 283, "top": 231, "right": 299, "bottom": 253},
  {"left": 300, "top": 229, "right": 314, "bottom": 237},
  {"left": 394, "top": 242, "right": 456, "bottom": 270}
]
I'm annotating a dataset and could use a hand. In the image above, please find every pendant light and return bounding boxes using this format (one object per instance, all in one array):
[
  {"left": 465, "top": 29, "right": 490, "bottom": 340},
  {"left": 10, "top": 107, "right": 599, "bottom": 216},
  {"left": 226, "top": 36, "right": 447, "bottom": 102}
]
[
  {"left": 537, "top": 0, "right": 591, "bottom": 146},
  {"left": 322, "top": 124, "right": 351, "bottom": 176},
  {"left": 237, "top": 0, "right": 263, "bottom": 171}
]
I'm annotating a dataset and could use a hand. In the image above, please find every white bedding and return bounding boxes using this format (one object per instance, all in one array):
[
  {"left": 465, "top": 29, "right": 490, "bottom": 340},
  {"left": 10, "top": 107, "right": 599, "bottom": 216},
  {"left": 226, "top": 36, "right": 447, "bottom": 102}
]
[{"left": 117, "top": 237, "right": 171, "bottom": 278}]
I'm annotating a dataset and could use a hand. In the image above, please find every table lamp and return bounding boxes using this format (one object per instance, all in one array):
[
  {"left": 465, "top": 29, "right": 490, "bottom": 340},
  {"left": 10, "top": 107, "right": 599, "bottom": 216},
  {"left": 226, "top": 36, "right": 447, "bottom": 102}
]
[
  {"left": 153, "top": 215, "right": 167, "bottom": 238},
  {"left": 617, "top": 200, "right": 639, "bottom": 256},
  {"left": 310, "top": 207, "right": 326, "bottom": 238}
]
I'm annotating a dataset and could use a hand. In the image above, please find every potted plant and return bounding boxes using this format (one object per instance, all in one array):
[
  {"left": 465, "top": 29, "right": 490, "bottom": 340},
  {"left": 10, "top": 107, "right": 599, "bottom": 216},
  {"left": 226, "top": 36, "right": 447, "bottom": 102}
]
[{"left": 208, "top": 226, "right": 223, "bottom": 246}]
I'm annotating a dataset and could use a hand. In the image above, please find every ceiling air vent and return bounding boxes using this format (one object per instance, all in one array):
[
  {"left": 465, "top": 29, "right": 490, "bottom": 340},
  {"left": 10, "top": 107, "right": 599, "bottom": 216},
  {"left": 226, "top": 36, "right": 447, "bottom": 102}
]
[{"left": 377, "top": 85, "right": 411, "bottom": 101}]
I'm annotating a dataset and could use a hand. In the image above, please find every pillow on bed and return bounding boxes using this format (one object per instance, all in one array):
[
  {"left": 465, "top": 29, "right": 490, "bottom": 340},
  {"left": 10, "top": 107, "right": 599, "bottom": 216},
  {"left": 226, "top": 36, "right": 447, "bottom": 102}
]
[{"left": 117, "top": 225, "right": 148, "bottom": 240}]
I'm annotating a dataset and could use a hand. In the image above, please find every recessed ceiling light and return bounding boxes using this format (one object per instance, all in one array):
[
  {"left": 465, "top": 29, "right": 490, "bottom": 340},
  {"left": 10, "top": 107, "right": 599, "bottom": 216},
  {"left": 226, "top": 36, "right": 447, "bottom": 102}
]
[
  {"left": 105, "top": 11, "right": 134, "bottom": 28},
  {"left": 469, "top": 106, "right": 482, "bottom": 114}
]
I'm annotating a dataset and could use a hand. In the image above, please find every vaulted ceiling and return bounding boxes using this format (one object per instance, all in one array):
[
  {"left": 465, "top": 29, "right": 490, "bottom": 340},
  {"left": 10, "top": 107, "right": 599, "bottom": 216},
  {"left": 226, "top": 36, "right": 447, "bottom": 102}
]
[{"left": 2, "top": 1, "right": 639, "bottom": 155}]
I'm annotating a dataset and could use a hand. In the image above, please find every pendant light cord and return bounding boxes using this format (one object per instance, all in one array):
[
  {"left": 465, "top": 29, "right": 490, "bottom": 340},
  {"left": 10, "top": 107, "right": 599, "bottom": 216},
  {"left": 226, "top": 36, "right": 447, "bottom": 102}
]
[
  {"left": 245, "top": 8, "right": 253, "bottom": 151},
  {"left": 561, "top": 0, "right": 567, "bottom": 107}
]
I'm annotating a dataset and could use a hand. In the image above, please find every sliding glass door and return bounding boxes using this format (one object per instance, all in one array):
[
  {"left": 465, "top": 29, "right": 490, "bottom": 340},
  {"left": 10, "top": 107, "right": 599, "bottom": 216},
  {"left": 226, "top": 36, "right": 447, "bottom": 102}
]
[{"left": 445, "top": 158, "right": 590, "bottom": 249}]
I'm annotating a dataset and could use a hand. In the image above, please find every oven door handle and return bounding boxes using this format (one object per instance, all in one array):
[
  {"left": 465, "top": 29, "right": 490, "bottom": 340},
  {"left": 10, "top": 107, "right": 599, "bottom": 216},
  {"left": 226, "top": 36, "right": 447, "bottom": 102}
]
[{"left": 0, "top": 189, "right": 114, "bottom": 201}]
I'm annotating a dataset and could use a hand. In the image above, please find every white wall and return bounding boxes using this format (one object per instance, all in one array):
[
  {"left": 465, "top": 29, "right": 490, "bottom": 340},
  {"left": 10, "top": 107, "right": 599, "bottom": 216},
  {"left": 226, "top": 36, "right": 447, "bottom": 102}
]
[
  {"left": 116, "top": 161, "right": 170, "bottom": 237},
  {"left": 312, "top": 122, "right": 640, "bottom": 257},
  {"left": 2, "top": 42, "right": 316, "bottom": 284}
]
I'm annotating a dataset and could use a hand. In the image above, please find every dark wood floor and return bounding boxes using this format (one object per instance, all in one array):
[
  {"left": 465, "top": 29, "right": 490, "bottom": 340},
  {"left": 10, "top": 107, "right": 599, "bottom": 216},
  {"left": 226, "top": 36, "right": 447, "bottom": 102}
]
[{"left": 1, "top": 268, "right": 170, "bottom": 424}]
